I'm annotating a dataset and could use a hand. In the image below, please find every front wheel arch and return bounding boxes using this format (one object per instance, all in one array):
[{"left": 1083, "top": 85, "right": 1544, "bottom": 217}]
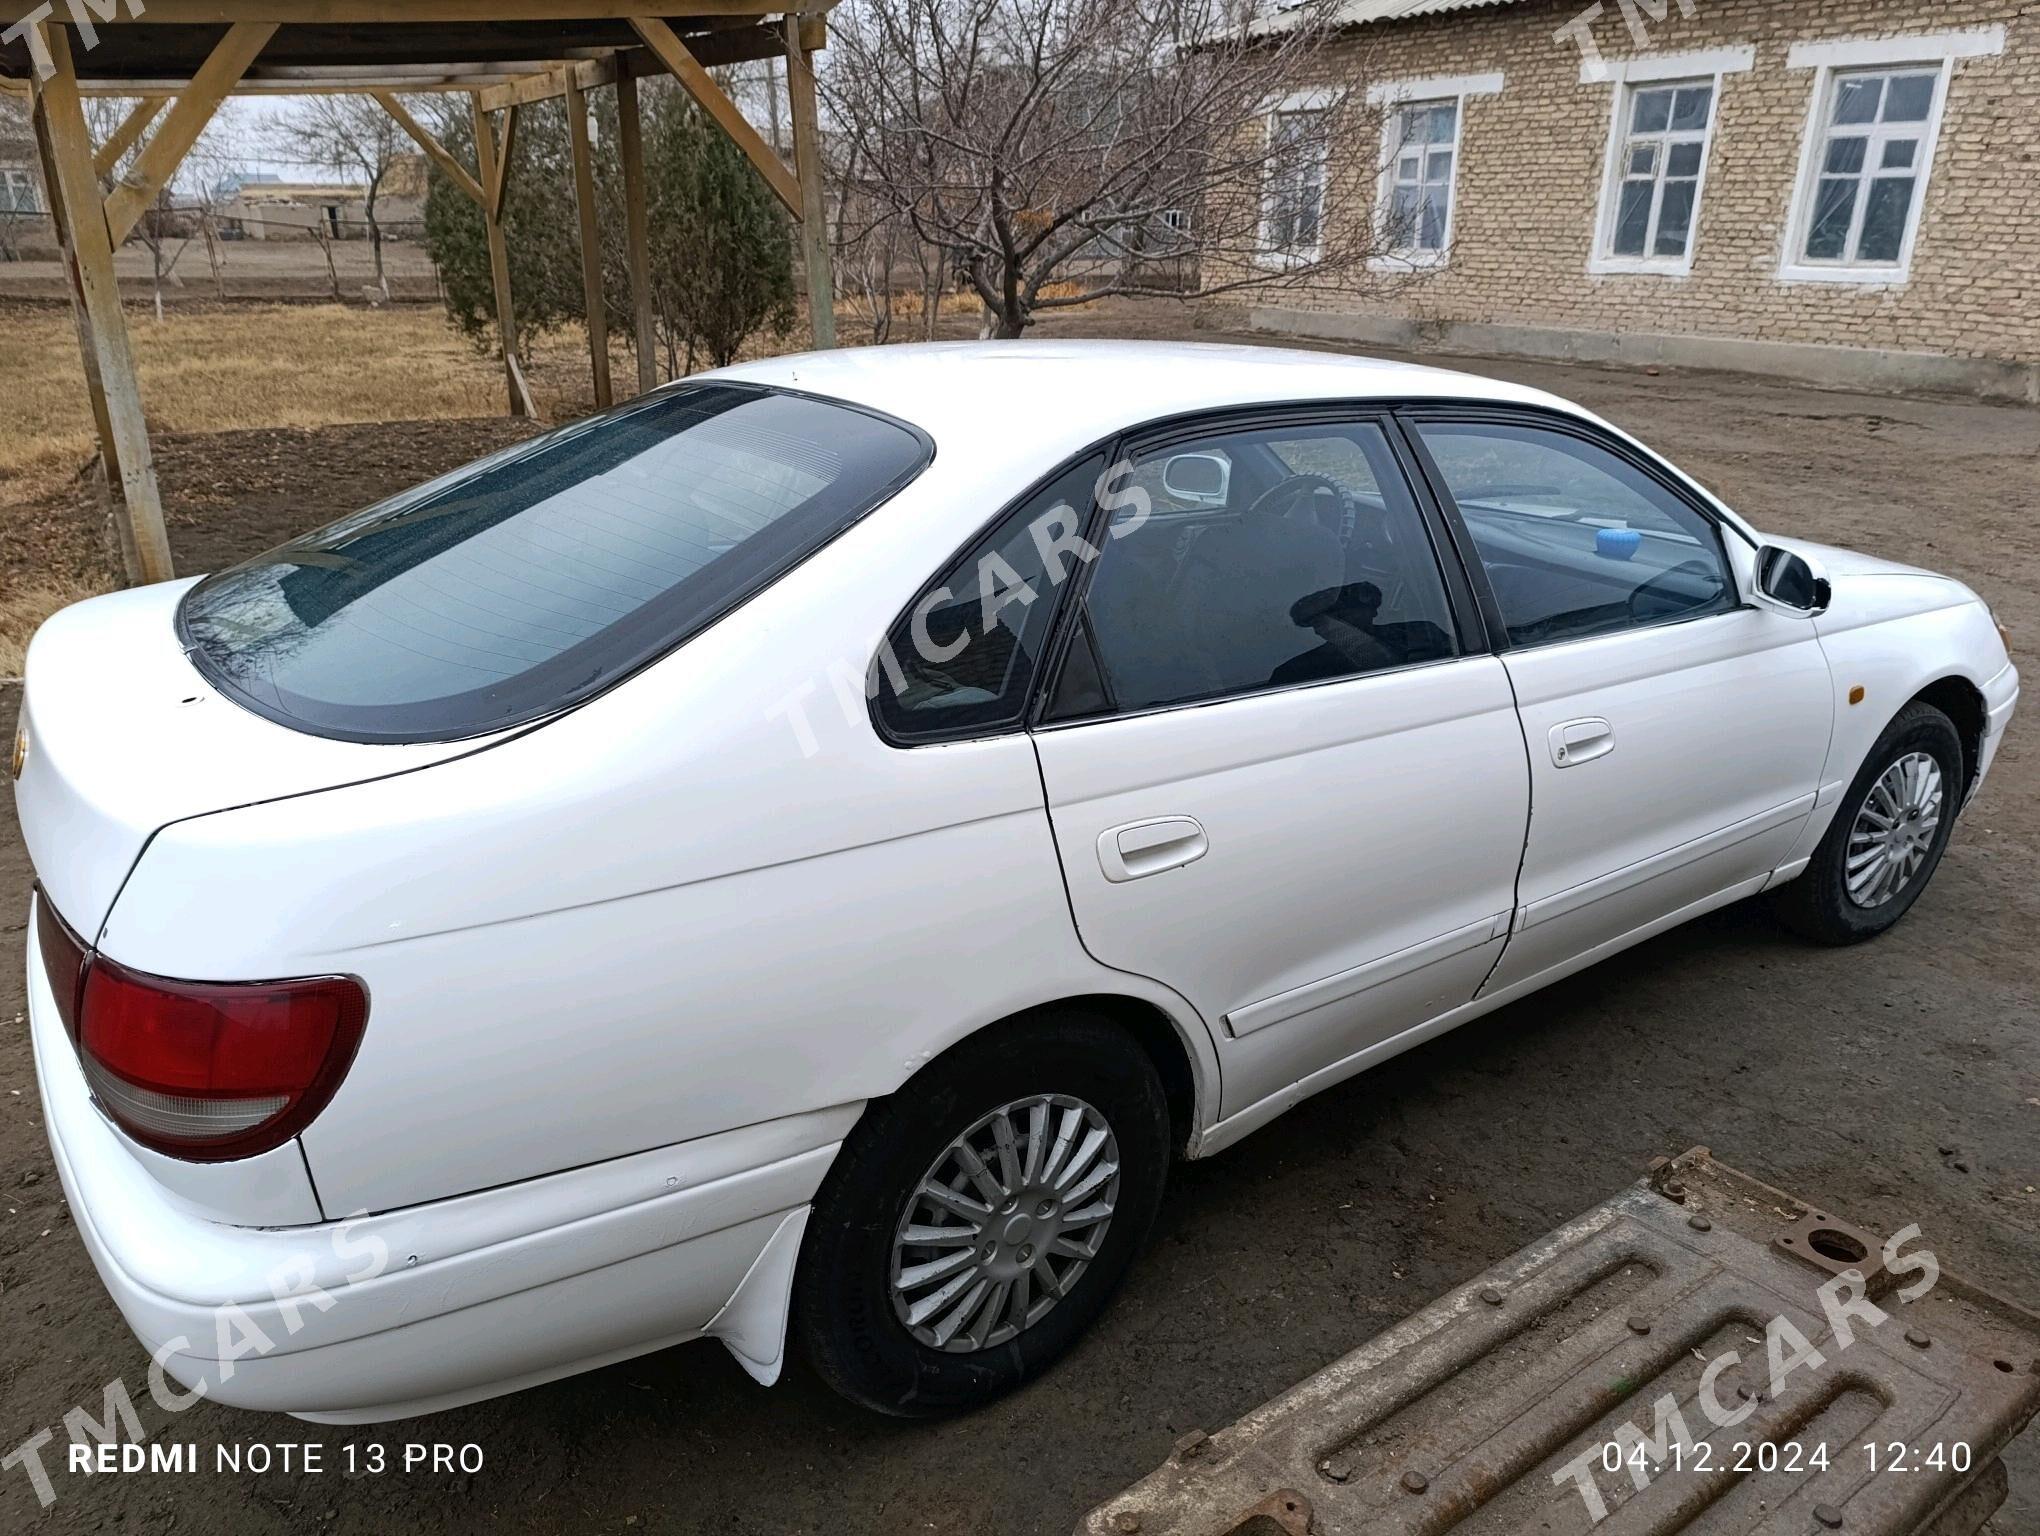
[{"left": 1909, "top": 674, "right": 1986, "bottom": 803}]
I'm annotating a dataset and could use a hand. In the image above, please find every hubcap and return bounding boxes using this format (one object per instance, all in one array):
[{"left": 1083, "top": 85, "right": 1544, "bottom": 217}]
[
  {"left": 1845, "top": 751, "right": 1944, "bottom": 909},
  {"left": 890, "top": 1094, "right": 1120, "bottom": 1353}
]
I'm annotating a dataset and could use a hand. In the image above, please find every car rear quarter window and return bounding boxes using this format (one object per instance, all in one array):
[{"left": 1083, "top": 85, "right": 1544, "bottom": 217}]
[{"left": 179, "top": 384, "right": 930, "bottom": 743}]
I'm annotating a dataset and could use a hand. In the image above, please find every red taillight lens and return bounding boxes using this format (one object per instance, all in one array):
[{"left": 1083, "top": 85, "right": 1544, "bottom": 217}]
[
  {"left": 34, "top": 890, "right": 89, "bottom": 1042},
  {"left": 75, "top": 953, "right": 367, "bottom": 1163}
]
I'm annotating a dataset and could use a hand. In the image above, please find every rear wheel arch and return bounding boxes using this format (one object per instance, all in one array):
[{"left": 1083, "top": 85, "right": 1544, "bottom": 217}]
[{"left": 885, "top": 993, "right": 1207, "bottom": 1156}]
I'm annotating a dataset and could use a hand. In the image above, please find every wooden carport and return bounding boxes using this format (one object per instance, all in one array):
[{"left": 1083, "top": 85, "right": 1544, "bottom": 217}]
[{"left": 1, "top": 3, "right": 838, "bottom": 585}]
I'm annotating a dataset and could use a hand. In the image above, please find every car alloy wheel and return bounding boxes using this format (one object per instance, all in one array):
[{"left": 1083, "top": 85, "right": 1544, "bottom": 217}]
[
  {"left": 890, "top": 1094, "right": 1120, "bottom": 1352},
  {"left": 794, "top": 1010, "right": 1170, "bottom": 1416},
  {"left": 1844, "top": 750, "right": 1944, "bottom": 908}
]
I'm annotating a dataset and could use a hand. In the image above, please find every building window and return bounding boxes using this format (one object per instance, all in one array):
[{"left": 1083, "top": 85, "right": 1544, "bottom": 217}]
[
  {"left": 1, "top": 167, "right": 41, "bottom": 215},
  {"left": 1600, "top": 81, "right": 1714, "bottom": 266},
  {"left": 1778, "top": 27, "right": 2005, "bottom": 285},
  {"left": 1800, "top": 69, "right": 1936, "bottom": 267},
  {"left": 1262, "top": 108, "right": 1328, "bottom": 263},
  {"left": 1582, "top": 48, "right": 1752, "bottom": 278},
  {"left": 1385, "top": 101, "right": 1458, "bottom": 255},
  {"left": 1365, "top": 71, "right": 1502, "bottom": 270}
]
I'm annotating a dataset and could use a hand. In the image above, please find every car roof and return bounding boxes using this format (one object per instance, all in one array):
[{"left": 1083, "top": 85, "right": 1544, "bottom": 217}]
[{"left": 711, "top": 340, "right": 1582, "bottom": 451}]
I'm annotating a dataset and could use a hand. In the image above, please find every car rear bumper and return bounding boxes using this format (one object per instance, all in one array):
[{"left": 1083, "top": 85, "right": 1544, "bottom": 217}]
[{"left": 27, "top": 899, "right": 855, "bottom": 1423}]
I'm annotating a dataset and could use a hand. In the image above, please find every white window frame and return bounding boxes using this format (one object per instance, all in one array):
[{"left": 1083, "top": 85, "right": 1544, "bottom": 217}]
[
  {"left": 1366, "top": 71, "right": 1503, "bottom": 272},
  {"left": 1, "top": 165, "right": 42, "bottom": 215},
  {"left": 1778, "top": 27, "right": 2004, "bottom": 285},
  {"left": 1584, "top": 47, "right": 1753, "bottom": 277},
  {"left": 1257, "top": 88, "right": 1342, "bottom": 270}
]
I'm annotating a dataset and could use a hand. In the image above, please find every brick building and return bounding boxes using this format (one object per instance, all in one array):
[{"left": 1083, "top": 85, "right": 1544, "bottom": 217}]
[{"left": 1230, "top": 0, "right": 2037, "bottom": 400}]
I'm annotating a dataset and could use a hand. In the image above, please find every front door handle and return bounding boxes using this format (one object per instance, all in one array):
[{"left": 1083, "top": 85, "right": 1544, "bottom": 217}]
[
  {"left": 1098, "top": 817, "right": 1208, "bottom": 883},
  {"left": 1549, "top": 717, "right": 1614, "bottom": 767}
]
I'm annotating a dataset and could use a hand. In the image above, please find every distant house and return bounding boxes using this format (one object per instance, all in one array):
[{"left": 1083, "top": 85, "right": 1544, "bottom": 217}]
[
  {"left": 1231, "top": 0, "right": 2037, "bottom": 401},
  {"left": 0, "top": 96, "right": 49, "bottom": 253},
  {"left": 218, "top": 155, "right": 426, "bottom": 241},
  {"left": 220, "top": 171, "right": 369, "bottom": 240}
]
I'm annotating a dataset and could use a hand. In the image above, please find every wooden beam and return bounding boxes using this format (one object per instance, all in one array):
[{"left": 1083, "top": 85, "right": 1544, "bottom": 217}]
[
  {"left": 104, "top": 23, "right": 277, "bottom": 245},
  {"left": 488, "top": 102, "right": 519, "bottom": 220},
  {"left": 471, "top": 93, "right": 526, "bottom": 417},
  {"left": 630, "top": 16, "right": 799, "bottom": 215},
  {"left": 783, "top": 15, "right": 834, "bottom": 350},
  {"left": 373, "top": 90, "right": 485, "bottom": 207},
  {"left": 93, "top": 96, "right": 167, "bottom": 178},
  {"left": 615, "top": 69, "right": 657, "bottom": 396},
  {"left": 563, "top": 67, "right": 612, "bottom": 410},
  {"left": 474, "top": 22, "right": 823, "bottom": 112},
  {"left": 57, "top": 74, "right": 552, "bottom": 96},
  {"left": 102, "top": 1, "right": 828, "bottom": 20},
  {"left": 33, "top": 25, "right": 174, "bottom": 584}
]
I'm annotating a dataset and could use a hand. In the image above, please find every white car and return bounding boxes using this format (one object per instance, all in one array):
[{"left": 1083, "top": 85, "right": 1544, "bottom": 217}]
[{"left": 14, "top": 342, "right": 2017, "bottom": 1423}]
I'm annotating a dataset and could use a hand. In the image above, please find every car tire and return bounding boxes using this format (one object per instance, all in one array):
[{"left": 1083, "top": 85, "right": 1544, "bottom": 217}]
[
  {"left": 1770, "top": 700, "right": 1964, "bottom": 946},
  {"left": 792, "top": 1010, "right": 1171, "bottom": 1417}
]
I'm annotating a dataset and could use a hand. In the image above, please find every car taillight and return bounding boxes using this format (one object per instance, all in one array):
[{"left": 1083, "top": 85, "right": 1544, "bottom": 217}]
[
  {"left": 35, "top": 890, "right": 88, "bottom": 1041},
  {"left": 61, "top": 933, "right": 368, "bottom": 1162}
]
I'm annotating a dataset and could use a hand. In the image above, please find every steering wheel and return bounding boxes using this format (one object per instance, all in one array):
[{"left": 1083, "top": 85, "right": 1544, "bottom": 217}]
[
  {"left": 1247, "top": 473, "right": 1356, "bottom": 543},
  {"left": 1628, "top": 559, "right": 1725, "bottom": 624}
]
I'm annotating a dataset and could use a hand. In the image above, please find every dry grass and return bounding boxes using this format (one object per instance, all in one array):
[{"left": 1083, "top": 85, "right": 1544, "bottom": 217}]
[
  {"left": 0, "top": 296, "right": 913, "bottom": 670},
  {"left": 0, "top": 304, "right": 518, "bottom": 507},
  {"left": 0, "top": 578, "right": 105, "bottom": 678}
]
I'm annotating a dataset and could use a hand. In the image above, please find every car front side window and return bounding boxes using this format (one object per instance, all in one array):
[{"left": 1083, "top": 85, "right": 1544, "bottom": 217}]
[
  {"left": 1053, "top": 420, "right": 1460, "bottom": 720},
  {"left": 1412, "top": 418, "right": 1733, "bottom": 649}
]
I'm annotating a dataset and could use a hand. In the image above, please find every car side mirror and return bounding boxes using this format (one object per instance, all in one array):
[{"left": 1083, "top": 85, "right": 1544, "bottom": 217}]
[
  {"left": 1753, "top": 545, "right": 1831, "bottom": 616},
  {"left": 1160, "top": 451, "right": 1231, "bottom": 508}
]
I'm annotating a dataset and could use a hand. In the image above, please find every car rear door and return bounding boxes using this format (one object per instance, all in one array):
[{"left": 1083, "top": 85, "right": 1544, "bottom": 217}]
[
  {"left": 1402, "top": 409, "right": 1832, "bottom": 998},
  {"left": 1028, "top": 410, "right": 1530, "bottom": 1125}
]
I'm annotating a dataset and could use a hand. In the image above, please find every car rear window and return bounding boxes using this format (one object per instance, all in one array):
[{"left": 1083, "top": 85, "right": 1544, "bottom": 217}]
[{"left": 178, "top": 383, "right": 931, "bottom": 743}]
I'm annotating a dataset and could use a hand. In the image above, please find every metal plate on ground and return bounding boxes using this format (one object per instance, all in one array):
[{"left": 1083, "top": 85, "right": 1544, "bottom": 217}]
[{"left": 1080, "top": 1149, "right": 2040, "bottom": 1536}]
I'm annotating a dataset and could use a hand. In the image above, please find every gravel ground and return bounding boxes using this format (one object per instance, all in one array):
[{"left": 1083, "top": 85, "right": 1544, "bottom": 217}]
[{"left": 2, "top": 318, "right": 2036, "bottom": 1534}]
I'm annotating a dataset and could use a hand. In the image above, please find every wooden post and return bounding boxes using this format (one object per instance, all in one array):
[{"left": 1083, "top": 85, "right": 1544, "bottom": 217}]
[
  {"left": 563, "top": 68, "right": 611, "bottom": 410},
  {"left": 614, "top": 71, "right": 658, "bottom": 396},
  {"left": 470, "top": 94, "right": 528, "bottom": 417},
  {"left": 783, "top": 15, "right": 834, "bottom": 350},
  {"left": 34, "top": 26, "right": 174, "bottom": 585},
  {"left": 32, "top": 90, "right": 140, "bottom": 582}
]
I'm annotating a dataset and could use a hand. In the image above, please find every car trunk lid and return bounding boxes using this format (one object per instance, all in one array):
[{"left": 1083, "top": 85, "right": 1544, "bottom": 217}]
[{"left": 15, "top": 580, "right": 491, "bottom": 939}]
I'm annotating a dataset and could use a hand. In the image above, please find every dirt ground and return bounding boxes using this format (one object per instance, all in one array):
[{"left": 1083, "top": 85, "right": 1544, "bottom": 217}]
[{"left": 2, "top": 306, "right": 2037, "bottom": 1533}]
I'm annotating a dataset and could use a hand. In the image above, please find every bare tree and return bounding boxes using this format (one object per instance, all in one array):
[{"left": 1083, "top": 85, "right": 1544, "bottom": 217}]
[
  {"left": 821, "top": 0, "right": 1393, "bottom": 338},
  {"left": 88, "top": 99, "right": 248, "bottom": 319},
  {"left": 270, "top": 94, "right": 411, "bottom": 301}
]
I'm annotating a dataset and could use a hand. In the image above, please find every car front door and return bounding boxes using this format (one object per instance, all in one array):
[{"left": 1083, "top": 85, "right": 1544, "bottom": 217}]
[
  {"left": 1028, "top": 412, "right": 1531, "bottom": 1126},
  {"left": 1403, "top": 410, "right": 1833, "bottom": 997}
]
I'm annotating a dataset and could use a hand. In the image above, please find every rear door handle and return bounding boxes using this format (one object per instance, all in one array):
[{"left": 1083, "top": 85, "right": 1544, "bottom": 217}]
[
  {"left": 1549, "top": 717, "right": 1614, "bottom": 767},
  {"left": 1098, "top": 817, "right": 1208, "bottom": 883}
]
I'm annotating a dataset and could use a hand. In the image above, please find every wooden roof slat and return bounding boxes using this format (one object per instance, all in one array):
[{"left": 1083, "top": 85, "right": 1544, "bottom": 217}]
[{"left": 1, "top": 5, "right": 833, "bottom": 84}]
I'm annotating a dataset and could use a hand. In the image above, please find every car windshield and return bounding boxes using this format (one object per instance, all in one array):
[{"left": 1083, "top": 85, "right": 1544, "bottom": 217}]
[{"left": 179, "top": 383, "right": 930, "bottom": 743}]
